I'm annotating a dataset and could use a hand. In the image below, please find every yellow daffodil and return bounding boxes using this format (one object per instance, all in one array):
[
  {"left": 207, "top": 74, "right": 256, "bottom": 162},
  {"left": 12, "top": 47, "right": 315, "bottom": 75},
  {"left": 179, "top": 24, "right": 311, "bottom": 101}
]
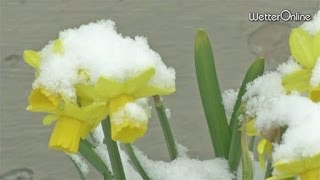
[
  {"left": 27, "top": 87, "right": 61, "bottom": 113},
  {"left": 47, "top": 100, "right": 107, "bottom": 153},
  {"left": 25, "top": 36, "right": 175, "bottom": 153},
  {"left": 77, "top": 67, "right": 175, "bottom": 143},
  {"left": 246, "top": 119, "right": 273, "bottom": 169},
  {"left": 267, "top": 153, "right": 320, "bottom": 180},
  {"left": 282, "top": 28, "right": 320, "bottom": 102}
]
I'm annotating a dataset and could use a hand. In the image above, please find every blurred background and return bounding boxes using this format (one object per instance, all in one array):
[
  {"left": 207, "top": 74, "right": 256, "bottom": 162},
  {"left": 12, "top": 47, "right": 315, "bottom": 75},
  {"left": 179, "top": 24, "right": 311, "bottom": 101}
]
[{"left": 0, "top": 0, "right": 319, "bottom": 179}]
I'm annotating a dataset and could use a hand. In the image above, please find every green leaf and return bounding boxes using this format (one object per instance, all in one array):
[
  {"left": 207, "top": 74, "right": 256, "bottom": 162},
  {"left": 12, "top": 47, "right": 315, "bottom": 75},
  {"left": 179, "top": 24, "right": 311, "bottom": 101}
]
[
  {"left": 101, "top": 118, "right": 126, "bottom": 180},
  {"left": 124, "top": 144, "right": 150, "bottom": 180},
  {"left": 228, "top": 58, "right": 265, "bottom": 172},
  {"left": 68, "top": 156, "right": 87, "bottom": 180},
  {"left": 153, "top": 95, "right": 178, "bottom": 160},
  {"left": 194, "top": 29, "right": 231, "bottom": 158},
  {"left": 79, "top": 139, "right": 113, "bottom": 179}
]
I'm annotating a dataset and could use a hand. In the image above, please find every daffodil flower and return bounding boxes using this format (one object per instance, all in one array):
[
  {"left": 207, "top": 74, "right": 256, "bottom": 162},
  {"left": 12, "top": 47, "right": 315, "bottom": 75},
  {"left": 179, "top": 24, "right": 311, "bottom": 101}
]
[
  {"left": 77, "top": 67, "right": 175, "bottom": 143},
  {"left": 282, "top": 28, "right": 320, "bottom": 102},
  {"left": 267, "top": 153, "right": 320, "bottom": 180},
  {"left": 47, "top": 100, "right": 107, "bottom": 153},
  {"left": 246, "top": 119, "right": 273, "bottom": 169}
]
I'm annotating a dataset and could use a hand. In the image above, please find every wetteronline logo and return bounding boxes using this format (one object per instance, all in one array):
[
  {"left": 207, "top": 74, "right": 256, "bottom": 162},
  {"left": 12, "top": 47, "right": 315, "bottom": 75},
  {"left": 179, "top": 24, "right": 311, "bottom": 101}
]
[{"left": 249, "top": 9, "right": 312, "bottom": 22}]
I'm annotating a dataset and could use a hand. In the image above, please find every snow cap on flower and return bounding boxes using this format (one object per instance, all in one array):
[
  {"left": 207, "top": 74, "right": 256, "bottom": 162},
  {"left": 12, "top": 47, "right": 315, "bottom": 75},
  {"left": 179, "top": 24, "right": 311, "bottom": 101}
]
[{"left": 29, "top": 20, "right": 175, "bottom": 100}]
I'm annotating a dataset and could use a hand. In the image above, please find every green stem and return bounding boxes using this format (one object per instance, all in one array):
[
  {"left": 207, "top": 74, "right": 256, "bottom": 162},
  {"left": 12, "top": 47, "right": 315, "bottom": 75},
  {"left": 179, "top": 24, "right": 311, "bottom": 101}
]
[
  {"left": 249, "top": 136, "right": 256, "bottom": 152},
  {"left": 153, "top": 95, "right": 178, "bottom": 160},
  {"left": 241, "top": 121, "right": 253, "bottom": 180},
  {"left": 124, "top": 144, "right": 150, "bottom": 180},
  {"left": 265, "top": 159, "right": 273, "bottom": 179},
  {"left": 101, "top": 118, "right": 126, "bottom": 180}
]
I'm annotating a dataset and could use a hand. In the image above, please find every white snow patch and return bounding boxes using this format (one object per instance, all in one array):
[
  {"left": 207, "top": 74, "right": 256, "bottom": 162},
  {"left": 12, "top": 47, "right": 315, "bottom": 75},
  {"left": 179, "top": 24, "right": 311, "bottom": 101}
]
[
  {"left": 252, "top": 94, "right": 320, "bottom": 163},
  {"left": 132, "top": 147, "right": 234, "bottom": 180},
  {"left": 111, "top": 102, "right": 149, "bottom": 125},
  {"left": 34, "top": 20, "right": 175, "bottom": 99},
  {"left": 243, "top": 72, "right": 286, "bottom": 118},
  {"left": 300, "top": 10, "right": 320, "bottom": 35},
  {"left": 310, "top": 58, "right": 320, "bottom": 87},
  {"left": 165, "top": 108, "right": 171, "bottom": 120},
  {"left": 277, "top": 58, "right": 301, "bottom": 76},
  {"left": 68, "top": 154, "right": 89, "bottom": 176},
  {"left": 222, "top": 89, "right": 239, "bottom": 120}
]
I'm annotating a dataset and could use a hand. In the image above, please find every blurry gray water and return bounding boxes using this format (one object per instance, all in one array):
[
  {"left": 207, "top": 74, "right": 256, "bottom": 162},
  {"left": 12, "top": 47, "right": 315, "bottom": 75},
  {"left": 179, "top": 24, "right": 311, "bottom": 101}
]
[{"left": 0, "top": 1, "right": 319, "bottom": 179}]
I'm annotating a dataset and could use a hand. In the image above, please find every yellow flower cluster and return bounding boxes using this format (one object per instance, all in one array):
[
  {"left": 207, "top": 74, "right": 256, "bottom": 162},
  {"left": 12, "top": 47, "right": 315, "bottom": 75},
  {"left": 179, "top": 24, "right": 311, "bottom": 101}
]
[
  {"left": 269, "top": 28, "right": 320, "bottom": 180},
  {"left": 24, "top": 40, "right": 175, "bottom": 153}
]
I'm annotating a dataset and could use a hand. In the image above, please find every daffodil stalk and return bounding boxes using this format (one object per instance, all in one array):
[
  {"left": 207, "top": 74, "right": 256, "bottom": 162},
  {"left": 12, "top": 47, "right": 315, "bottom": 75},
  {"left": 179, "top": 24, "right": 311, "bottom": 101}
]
[
  {"left": 102, "top": 118, "right": 126, "bottom": 180},
  {"left": 153, "top": 95, "right": 178, "bottom": 160},
  {"left": 241, "top": 121, "right": 253, "bottom": 180}
]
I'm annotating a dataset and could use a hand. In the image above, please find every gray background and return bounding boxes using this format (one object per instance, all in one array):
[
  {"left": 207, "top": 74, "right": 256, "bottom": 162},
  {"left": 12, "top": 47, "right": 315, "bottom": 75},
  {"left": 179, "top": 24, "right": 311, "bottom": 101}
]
[{"left": 1, "top": 1, "right": 319, "bottom": 179}]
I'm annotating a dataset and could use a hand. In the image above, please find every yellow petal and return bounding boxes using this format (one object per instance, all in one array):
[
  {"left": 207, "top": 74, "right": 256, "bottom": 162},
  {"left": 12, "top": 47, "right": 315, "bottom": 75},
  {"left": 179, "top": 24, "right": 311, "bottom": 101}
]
[
  {"left": 257, "top": 139, "right": 267, "bottom": 154},
  {"left": 309, "top": 87, "right": 320, "bottom": 102},
  {"left": 133, "top": 85, "right": 176, "bottom": 98},
  {"left": 27, "top": 88, "right": 60, "bottom": 112},
  {"left": 95, "top": 77, "right": 124, "bottom": 99},
  {"left": 246, "top": 119, "right": 258, "bottom": 136},
  {"left": 313, "top": 32, "right": 320, "bottom": 60},
  {"left": 52, "top": 39, "right": 64, "bottom": 54},
  {"left": 282, "top": 69, "right": 312, "bottom": 92},
  {"left": 274, "top": 153, "right": 320, "bottom": 177},
  {"left": 23, "top": 50, "right": 41, "bottom": 69},
  {"left": 61, "top": 101, "right": 107, "bottom": 125},
  {"left": 289, "top": 28, "right": 315, "bottom": 68},
  {"left": 125, "top": 68, "right": 155, "bottom": 94},
  {"left": 300, "top": 168, "right": 320, "bottom": 180},
  {"left": 75, "top": 84, "right": 96, "bottom": 105},
  {"left": 258, "top": 139, "right": 268, "bottom": 169},
  {"left": 48, "top": 116, "right": 81, "bottom": 153},
  {"left": 80, "top": 122, "right": 92, "bottom": 139},
  {"left": 111, "top": 120, "right": 147, "bottom": 143},
  {"left": 108, "top": 95, "right": 134, "bottom": 114},
  {"left": 42, "top": 114, "right": 57, "bottom": 126}
]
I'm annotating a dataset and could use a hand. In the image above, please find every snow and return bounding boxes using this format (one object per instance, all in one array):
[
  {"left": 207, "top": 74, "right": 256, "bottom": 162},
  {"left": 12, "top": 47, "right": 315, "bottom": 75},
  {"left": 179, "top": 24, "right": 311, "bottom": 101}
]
[
  {"left": 222, "top": 89, "right": 238, "bottom": 120},
  {"left": 132, "top": 146, "right": 234, "bottom": 180},
  {"left": 165, "top": 108, "right": 171, "bottom": 120},
  {"left": 243, "top": 72, "right": 286, "bottom": 118},
  {"left": 252, "top": 94, "right": 320, "bottom": 163},
  {"left": 277, "top": 58, "right": 301, "bottom": 76},
  {"left": 300, "top": 10, "right": 320, "bottom": 35},
  {"left": 310, "top": 58, "right": 320, "bottom": 87},
  {"left": 111, "top": 102, "right": 149, "bottom": 126},
  {"left": 33, "top": 20, "right": 175, "bottom": 100},
  {"left": 68, "top": 154, "right": 89, "bottom": 176}
]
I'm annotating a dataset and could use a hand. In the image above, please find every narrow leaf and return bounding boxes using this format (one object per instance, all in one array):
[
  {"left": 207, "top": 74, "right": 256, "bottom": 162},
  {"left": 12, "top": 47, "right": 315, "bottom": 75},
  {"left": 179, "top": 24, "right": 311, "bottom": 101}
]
[
  {"left": 124, "top": 143, "right": 150, "bottom": 180},
  {"left": 228, "top": 58, "right": 265, "bottom": 171},
  {"left": 79, "top": 139, "right": 113, "bottom": 179},
  {"left": 194, "top": 29, "right": 231, "bottom": 158},
  {"left": 68, "top": 156, "right": 87, "bottom": 180}
]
